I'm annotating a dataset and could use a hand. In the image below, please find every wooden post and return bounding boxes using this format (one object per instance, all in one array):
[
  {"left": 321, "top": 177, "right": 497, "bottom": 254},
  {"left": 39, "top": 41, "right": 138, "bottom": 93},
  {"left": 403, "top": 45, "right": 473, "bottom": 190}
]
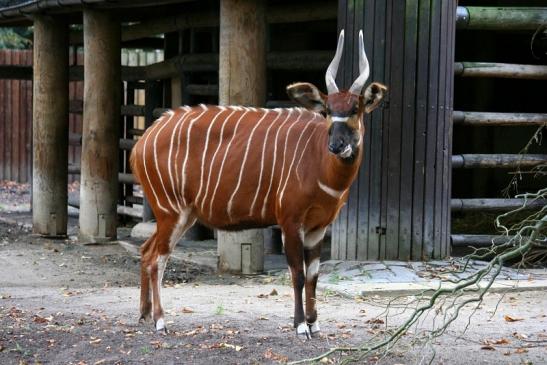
[
  {"left": 456, "top": 6, "right": 547, "bottom": 31},
  {"left": 79, "top": 10, "right": 121, "bottom": 243},
  {"left": 32, "top": 16, "right": 69, "bottom": 237},
  {"left": 217, "top": 0, "right": 266, "bottom": 273},
  {"left": 219, "top": 0, "right": 266, "bottom": 106}
]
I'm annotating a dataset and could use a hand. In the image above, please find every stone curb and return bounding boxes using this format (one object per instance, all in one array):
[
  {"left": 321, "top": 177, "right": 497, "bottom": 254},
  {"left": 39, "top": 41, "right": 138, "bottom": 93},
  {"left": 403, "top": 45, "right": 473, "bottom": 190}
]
[{"left": 318, "top": 279, "right": 547, "bottom": 298}]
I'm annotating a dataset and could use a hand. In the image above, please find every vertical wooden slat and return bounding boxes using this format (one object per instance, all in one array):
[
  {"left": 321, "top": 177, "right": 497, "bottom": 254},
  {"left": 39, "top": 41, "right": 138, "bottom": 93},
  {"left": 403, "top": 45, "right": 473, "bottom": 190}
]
[
  {"left": 5, "top": 51, "right": 12, "bottom": 181},
  {"left": 385, "top": 0, "right": 405, "bottom": 259},
  {"left": 433, "top": 0, "right": 449, "bottom": 258},
  {"left": 357, "top": 0, "right": 376, "bottom": 260},
  {"left": 345, "top": 0, "right": 362, "bottom": 260},
  {"left": 0, "top": 51, "right": 5, "bottom": 180},
  {"left": 412, "top": 0, "right": 431, "bottom": 260}
]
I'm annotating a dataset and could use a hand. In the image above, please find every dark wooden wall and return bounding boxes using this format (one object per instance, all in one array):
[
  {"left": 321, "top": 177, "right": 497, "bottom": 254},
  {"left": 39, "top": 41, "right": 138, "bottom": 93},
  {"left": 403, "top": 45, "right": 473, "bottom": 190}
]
[{"left": 331, "top": 0, "right": 457, "bottom": 261}]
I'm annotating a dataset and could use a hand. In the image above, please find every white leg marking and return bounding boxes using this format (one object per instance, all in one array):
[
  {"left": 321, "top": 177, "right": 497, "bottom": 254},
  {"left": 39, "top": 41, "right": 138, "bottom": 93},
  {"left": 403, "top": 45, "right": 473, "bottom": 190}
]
[
  {"left": 306, "top": 258, "right": 320, "bottom": 281},
  {"left": 296, "top": 322, "right": 311, "bottom": 339},
  {"left": 142, "top": 114, "right": 173, "bottom": 214},
  {"left": 260, "top": 109, "right": 297, "bottom": 218},
  {"left": 195, "top": 107, "right": 228, "bottom": 206},
  {"left": 200, "top": 110, "right": 237, "bottom": 211},
  {"left": 278, "top": 113, "right": 317, "bottom": 207},
  {"left": 317, "top": 180, "right": 346, "bottom": 199},
  {"left": 303, "top": 227, "right": 327, "bottom": 249},
  {"left": 249, "top": 109, "right": 284, "bottom": 216},
  {"left": 295, "top": 125, "right": 319, "bottom": 186},
  {"left": 181, "top": 105, "right": 208, "bottom": 206},
  {"left": 309, "top": 321, "right": 321, "bottom": 334},
  {"left": 227, "top": 109, "right": 271, "bottom": 218},
  {"left": 208, "top": 110, "right": 250, "bottom": 219}
]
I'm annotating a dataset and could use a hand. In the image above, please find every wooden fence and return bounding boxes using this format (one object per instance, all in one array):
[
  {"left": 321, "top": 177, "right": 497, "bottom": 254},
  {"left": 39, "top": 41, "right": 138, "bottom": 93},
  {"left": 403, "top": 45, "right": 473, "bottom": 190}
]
[
  {"left": 0, "top": 48, "right": 163, "bottom": 183},
  {"left": 0, "top": 49, "right": 32, "bottom": 183}
]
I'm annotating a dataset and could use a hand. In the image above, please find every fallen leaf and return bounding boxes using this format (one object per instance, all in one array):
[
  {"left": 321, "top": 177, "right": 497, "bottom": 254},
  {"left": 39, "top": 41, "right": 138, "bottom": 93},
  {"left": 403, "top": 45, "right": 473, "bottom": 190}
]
[
  {"left": 269, "top": 289, "right": 278, "bottom": 296},
  {"left": 258, "top": 316, "right": 269, "bottom": 321},
  {"left": 366, "top": 318, "right": 384, "bottom": 324},
  {"left": 503, "top": 350, "right": 511, "bottom": 356},
  {"left": 481, "top": 345, "right": 496, "bottom": 350},
  {"left": 493, "top": 338, "right": 511, "bottom": 345},
  {"left": 264, "top": 348, "right": 288, "bottom": 363},
  {"left": 89, "top": 338, "right": 102, "bottom": 345},
  {"left": 504, "top": 315, "right": 524, "bottom": 322},
  {"left": 181, "top": 307, "right": 194, "bottom": 313},
  {"left": 515, "top": 348, "right": 528, "bottom": 354}
]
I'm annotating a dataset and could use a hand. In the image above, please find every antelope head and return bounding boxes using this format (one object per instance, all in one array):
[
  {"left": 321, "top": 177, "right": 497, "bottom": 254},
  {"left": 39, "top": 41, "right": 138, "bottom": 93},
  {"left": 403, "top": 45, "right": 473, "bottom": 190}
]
[{"left": 287, "top": 29, "right": 387, "bottom": 160}]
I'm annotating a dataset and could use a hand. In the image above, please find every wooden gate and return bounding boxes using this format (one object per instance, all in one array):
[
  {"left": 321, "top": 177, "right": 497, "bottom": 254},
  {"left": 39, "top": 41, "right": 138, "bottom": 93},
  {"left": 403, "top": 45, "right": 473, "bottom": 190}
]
[{"left": 331, "top": 0, "right": 457, "bottom": 261}]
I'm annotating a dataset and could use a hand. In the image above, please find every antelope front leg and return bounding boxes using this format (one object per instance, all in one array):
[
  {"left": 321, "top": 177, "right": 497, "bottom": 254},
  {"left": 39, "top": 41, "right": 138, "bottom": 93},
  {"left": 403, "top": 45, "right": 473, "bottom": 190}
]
[
  {"left": 304, "top": 244, "right": 322, "bottom": 338},
  {"left": 282, "top": 227, "right": 309, "bottom": 339}
]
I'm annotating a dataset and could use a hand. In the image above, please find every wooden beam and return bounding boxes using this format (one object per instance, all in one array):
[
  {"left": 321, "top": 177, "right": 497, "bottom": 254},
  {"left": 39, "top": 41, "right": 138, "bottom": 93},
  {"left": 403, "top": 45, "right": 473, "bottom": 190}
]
[
  {"left": 68, "top": 165, "right": 137, "bottom": 184},
  {"left": 454, "top": 62, "right": 547, "bottom": 80},
  {"left": 32, "top": 15, "right": 69, "bottom": 237},
  {"left": 451, "top": 234, "right": 526, "bottom": 248},
  {"left": 452, "top": 154, "right": 547, "bottom": 169},
  {"left": 453, "top": 111, "right": 547, "bottom": 126},
  {"left": 79, "top": 9, "right": 121, "bottom": 243},
  {"left": 456, "top": 6, "right": 547, "bottom": 31},
  {"left": 451, "top": 198, "right": 547, "bottom": 212},
  {"left": 68, "top": 1, "right": 336, "bottom": 44}
]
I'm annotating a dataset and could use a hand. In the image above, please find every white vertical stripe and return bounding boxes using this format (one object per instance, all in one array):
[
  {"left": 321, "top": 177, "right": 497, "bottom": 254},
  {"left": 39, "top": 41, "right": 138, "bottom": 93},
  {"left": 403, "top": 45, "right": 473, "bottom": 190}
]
[
  {"left": 278, "top": 113, "right": 317, "bottom": 208},
  {"left": 153, "top": 110, "right": 181, "bottom": 213},
  {"left": 167, "top": 110, "right": 192, "bottom": 211},
  {"left": 260, "top": 109, "right": 300, "bottom": 219},
  {"left": 181, "top": 105, "right": 208, "bottom": 206},
  {"left": 274, "top": 110, "right": 305, "bottom": 204},
  {"left": 141, "top": 114, "right": 174, "bottom": 214},
  {"left": 208, "top": 110, "right": 249, "bottom": 219},
  {"left": 226, "top": 109, "right": 271, "bottom": 218},
  {"left": 249, "top": 109, "right": 285, "bottom": 216},
  {"left": 195, "top": 107, "right": 228, "bottom": 206},
  {"left": 295, "top": 125, "right": 319, "bottom": 186},
  {"left": 199, "top": 109, "right": 238, "bottom": 211},
  {"left": 173, "top": 110, "right": 197, "bottom": 206}
]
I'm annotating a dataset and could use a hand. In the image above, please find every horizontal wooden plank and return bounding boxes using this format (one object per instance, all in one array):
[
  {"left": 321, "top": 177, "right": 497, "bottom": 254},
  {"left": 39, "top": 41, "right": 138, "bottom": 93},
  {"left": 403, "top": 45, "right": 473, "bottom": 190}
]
[
  {"left": 454, "top": 62, "right": 547, "bottom": 80},
  {"left": 186, "top": 84, "right": 218, "bottom": 96},
  {"left": 453, "top": 111, "right": 547, "bottom": 126},
  {"left": 452, "top": 154, "right": 547, "bottom": 168},
  {"left": 451, "top": 234, "right": 526, "bottom": 247},
  {"left": 451, "top": 198, "right": 547, "bottom": 212},
  {"left": 69, "top": 100, "right": 145, "bottom": 116},
  {"left": 456, "top": 6, "right": 547, "bottom": 30}
]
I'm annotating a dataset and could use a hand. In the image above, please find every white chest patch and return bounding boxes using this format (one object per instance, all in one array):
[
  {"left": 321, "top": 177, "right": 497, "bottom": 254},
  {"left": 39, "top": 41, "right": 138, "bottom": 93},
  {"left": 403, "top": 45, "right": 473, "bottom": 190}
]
[{"left": 317, "top": 180, "right": 345, "bottom": 199}]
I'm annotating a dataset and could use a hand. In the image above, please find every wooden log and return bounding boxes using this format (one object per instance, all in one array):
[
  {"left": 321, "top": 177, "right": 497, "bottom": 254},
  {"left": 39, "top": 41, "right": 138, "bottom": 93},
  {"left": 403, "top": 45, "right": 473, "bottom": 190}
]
[
  {"left": 454, "top": 62, "right": 547, "bottom": 80},
  {"left": 79, "top": 9, "right": 121, "bottom": 243},
  {"left": 68, "top": 1, "right": 336, "bottom": 44},
  {"left": 451, "top": 234, "right": 527, "bottom": 248},
  {"left": 68, "top": 194, "right": 142, "bottom": 219},
  {"left": 186, "top": 84, "right": 219, "bottom": 96},
  {"left": 67, "top": 165, "right": 137, "bottom": 184},
  {"left": 32, "top": 15, "right": 69, "bottom": 237},
  {"left": 452, "top": 154, "right": 547, "bottom": 169},
  {"left": 70, "top": 100, "right": 145, "bottom": 116},
  {"left": 453, "top": 111, "right": 547, "bottom": 126},
  {"left": 456, "top": 6, "right": 547, "bottom": 31},
  {"left": 218, "top": 0, "right": 266, "bottom": 274},
  {"left": 68, "top": 132, "right": 136, "bottom": 151},
  {"left": 451, "top": 198, "right": 547, "bottom": 212},
  {"left": 219, "top": 0, "right": 266, "bottom": 106}
]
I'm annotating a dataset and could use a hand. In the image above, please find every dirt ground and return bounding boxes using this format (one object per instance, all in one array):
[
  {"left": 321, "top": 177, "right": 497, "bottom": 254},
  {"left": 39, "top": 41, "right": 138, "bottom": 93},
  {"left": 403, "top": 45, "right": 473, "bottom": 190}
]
[{"left": 0, "top": 219, "right": 546, "bottom": 365}]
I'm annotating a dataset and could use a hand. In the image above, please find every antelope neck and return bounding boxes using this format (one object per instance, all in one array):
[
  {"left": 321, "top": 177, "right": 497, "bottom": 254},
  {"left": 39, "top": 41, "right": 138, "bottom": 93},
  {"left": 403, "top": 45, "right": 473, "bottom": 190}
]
[{"left": 316, "top": 125, "right": 362, "bottom": 192}]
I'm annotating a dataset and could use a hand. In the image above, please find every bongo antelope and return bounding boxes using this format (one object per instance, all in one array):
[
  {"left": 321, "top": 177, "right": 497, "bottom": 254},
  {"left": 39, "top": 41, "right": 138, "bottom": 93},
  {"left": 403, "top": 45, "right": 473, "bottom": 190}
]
[{"left": 130, "top": 29, "right": 386, "bottom": 338}]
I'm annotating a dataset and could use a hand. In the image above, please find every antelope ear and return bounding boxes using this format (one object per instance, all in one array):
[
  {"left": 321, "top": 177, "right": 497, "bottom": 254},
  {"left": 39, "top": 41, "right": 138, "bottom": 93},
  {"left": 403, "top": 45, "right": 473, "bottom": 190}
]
[
  {"left": 363, "top": 82, "right": 387, "bottom": 113},
  {"left": 286, "top": 82, "right": 326, "bottom": 112}
]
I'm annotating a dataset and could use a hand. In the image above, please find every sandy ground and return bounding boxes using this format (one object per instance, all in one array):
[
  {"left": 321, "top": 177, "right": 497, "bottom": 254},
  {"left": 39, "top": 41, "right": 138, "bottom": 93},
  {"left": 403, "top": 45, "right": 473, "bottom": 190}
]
[{"left": 0, "top": 220, "right": 546, "bottom": 365}]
